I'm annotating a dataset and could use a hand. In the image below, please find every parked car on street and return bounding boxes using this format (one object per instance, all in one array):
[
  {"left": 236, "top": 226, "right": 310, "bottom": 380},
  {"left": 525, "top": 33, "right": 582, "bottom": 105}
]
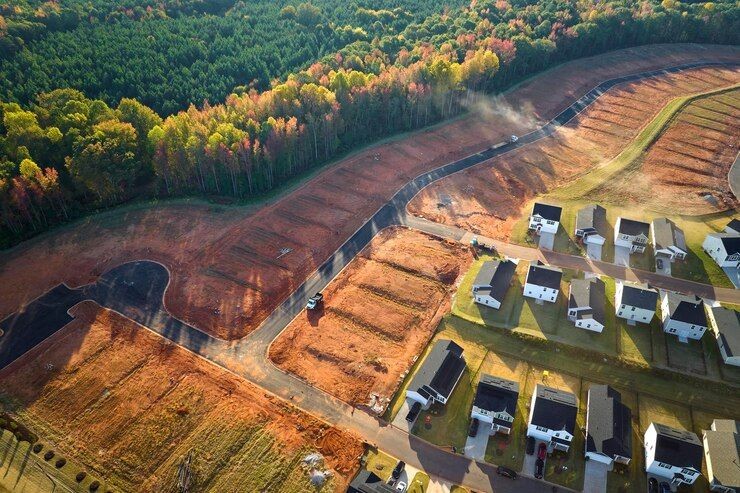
[
  {"left": 468, "top": 418, "right": 479, "bottom": 437},
  {"left": 392, "top": 461, "right": 405, "bottom": 480},
  {"left": 526, "top": 436, "right": 535, "bottom": 455},
  {"left": 405, "top": 402, "right": 421, "bottom": 423},
  {"left": 535, "top": 458, "right": 544, "bottom": 479},
  {"left": 659, "top": 482, "right": 671, "bottom": 493},
  {"left": 496, "top": 466, "right": 517, "bottom": 479}
]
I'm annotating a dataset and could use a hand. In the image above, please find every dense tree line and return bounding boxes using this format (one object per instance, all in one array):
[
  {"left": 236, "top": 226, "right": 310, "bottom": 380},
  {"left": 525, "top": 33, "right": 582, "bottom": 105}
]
[{"left": 0, "top": 0, "right": 738, "bottom": 248}]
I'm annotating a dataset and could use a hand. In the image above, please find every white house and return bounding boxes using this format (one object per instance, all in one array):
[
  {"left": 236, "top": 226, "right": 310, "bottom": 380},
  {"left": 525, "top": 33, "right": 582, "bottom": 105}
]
[
  {"left": 406, "top": 340, "right": 466, "bottom": 410},
  {"left": 706, "top": 306, "right": 740, "bottom": 367},
  {"left": 703, "top": 233, "right": 740, "bottom": 268},
  {"left": 661, "top": 291, "right": 708, "bottom": 342},
  {"left": 651, "top": 217, "right": 687, "bottom": 262},
  {"left": 615, "top": 281, "right": 658, "bottom": 325},
  {"left": 528, "top": 202, "right": 562, "bottom": 235},
  {"left": 523, "top": 261, "right": 562, "bottom": 303},
  {"left": 470, "top": 375, "right": 519, "bottom": 435},
  {"left": 644, "top": 422, "right": 703, "bottom": 487},
  {"left": 702, "top": 420, "right": 740, "bottom": 493},
  {"left": 472, "top": 259, "right": 517, "bottom": 310},
  {"left": 614, "top": 217, "right": 650, "bottom": 254},
  {"left": 567, "top": 277, "right": 606, "bottom": 333},
  {"left": 527, "top": 384, "right": 577, "bottom": 452},
  {"left": 585, "top": 385, "right": 632, "bottom": 466},
  {"left": 575, "top": 204, "right": 607, "bottom": 246}
]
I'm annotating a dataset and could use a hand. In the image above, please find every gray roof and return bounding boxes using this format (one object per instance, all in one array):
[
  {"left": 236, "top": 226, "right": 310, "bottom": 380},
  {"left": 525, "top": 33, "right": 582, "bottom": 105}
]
[
  {"left": 473, "top": 374, "right": 519, "bottom": 415},
  {"left": 473, "top": 260, "right": 516, "bottom": 303},
  {"left": 586, "top": 385, "right": 632, "bottom": 459},
  {"left": 710, "top": 306, "right": 740, "bottom": 357},
  {"left": 568, "top": 278, "right": 606, "bottom": 325},
  {"left": 652, "top": 217, "right": 687, "bottom": 252},
  {"left": 408, "top": 339, "right": 465, "bottom": 401},
  {"left": 348, "top": 470, "right": 395, "bottom": 493},
  {"left": 576, "top": 204, "right": 607, "bottom": 235},
  {"left": 704, "top": 421, "right": 740, "bottom": 490},
  {"left": 619, "top": 282, "right": 658, "bottom": 311},
  {"left": 533, "top": 202, "right": 562, "bottom": 222},
  {"left": 652, "top": 422, "right": 703, "bottom": 471},
  {"left": 526, "top": 262, "right": 562, "bottom": 290},
  {"left": 531, "top": 384, "right": 577, "bottom": 433},
  {"left": 664, "top": 292, "right": 707, "bottom": 327},
  {"left": 618, "top": 217, "right": 650, "bottom": 237}
]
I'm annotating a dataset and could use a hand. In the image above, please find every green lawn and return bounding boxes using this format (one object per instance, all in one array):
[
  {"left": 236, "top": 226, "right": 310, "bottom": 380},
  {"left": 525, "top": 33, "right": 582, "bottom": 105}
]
[
  {"left": 408, "top": 472, "right": 430, "bottom": 493},
  {"left": 363, "top": 447, "right": 398, "bottom": 482}
]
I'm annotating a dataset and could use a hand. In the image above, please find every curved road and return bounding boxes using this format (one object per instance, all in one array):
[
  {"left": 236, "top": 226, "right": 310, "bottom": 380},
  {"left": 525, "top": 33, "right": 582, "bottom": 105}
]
[{"left": 2, "top": 60, "right": 738, "bottom": 493}]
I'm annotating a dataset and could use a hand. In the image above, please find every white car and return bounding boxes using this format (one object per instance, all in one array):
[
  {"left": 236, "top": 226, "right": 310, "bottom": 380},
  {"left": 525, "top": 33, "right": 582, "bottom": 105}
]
[
  {"left": 510, "top": 134, "right": 519, "bottom": 143},
  {"left": 395, "top": 481, "right": 407, "bottom": 492}
]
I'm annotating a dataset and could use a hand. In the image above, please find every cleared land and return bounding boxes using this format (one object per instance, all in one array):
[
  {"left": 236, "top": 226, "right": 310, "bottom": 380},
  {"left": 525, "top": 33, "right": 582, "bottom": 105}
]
[
  {"left": 269, "top": 227, "right": 472, "bottom": 408},
  {"left": 1, "top": 45, "right": 738, "bottom": 340},
  {"left": 0, "top": 302, "right": 363, "bottom": 493},
  {"left": 391, "top": 316, "right": 740, "bottom": 492},
  {"left": 409, "top": 65, "right": 740, "bottom": 242}
]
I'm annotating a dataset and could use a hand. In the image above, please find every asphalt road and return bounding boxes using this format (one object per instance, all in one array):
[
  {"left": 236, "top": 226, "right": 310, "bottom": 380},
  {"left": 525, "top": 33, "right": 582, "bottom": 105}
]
[{"left": 2, "top": 60, "right": 737, "bottom": 493}]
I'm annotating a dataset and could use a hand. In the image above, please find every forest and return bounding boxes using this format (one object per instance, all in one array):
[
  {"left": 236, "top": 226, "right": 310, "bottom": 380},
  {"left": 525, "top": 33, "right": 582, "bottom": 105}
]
[{"left": 0, "top": 0, "right": 738, "bottom": 247}]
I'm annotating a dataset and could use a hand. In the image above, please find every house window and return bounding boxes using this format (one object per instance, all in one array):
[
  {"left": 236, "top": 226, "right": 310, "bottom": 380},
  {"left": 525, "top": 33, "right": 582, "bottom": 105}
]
[
  {"left": 569, "top": 310, "right": 576, "bottom": 316},
  {"left": 550, "top": 297, "right": 555, "bottom": 301},
  {"left": 659, "top": 463, "right": 672, "bottom": 469},
  {"left": 681, "top": 469, "right": 695, "bottom": 476},
  {"left": 546, "top": 220, "right": 555, "bottom": 225},
  {"left": 618, "top": 311, "right": 623, "bottom": 316},
  {"left": 669, "top": 328, "right": 676, "bottom": 333}
]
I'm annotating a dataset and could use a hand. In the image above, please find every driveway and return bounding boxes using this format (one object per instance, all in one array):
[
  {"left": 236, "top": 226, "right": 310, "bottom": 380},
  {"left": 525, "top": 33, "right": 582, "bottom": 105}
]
[
  {"left": 614, "top": 246, "right": 631, "bottom": 267},
  {"left": 655, "top": 255, "right": 672, "bottom": 276},
  {"left": 392, "top": 399, "right": 416, "bottom": 432},
  {"left": 586, "top": 242, "right": 602, "bottom": 261},
  {"left": 538, "top": 232, "right": 555, "bottom": 251},
  {"left": 583, "top": 460, "right": 609, "bottom": 493},
  {"left": 722, "top": 266, "right": 740, "bottom": 289},
  {"left": 522, "top": 439, "right": 546, "bottom": 479},
  {"left": 464, "top": 421, "right": 492, "bottom": 461}
]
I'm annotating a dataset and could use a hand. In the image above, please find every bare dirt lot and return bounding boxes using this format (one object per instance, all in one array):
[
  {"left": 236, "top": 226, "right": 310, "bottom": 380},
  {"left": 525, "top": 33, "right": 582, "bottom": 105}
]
[
  {"left": 1, "top": 45, "right": 738, "bottom": 340},
  {"left": 589, "top": 88, "right": 740, "bottom": 214},
  {"left": 269, "top": 227, "right": 472, "bottom": 407},
  {"left": 409, "top": 64, "right": 740, "bottom": 240},
  {"left": 0, "top": 302, "right": 363, "bottom": 493}
]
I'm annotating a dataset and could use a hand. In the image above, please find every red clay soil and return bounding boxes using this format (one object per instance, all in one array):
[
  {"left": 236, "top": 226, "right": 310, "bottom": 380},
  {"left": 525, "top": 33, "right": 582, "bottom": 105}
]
[
  {"left": 590, "top": 88, "right": 740, "bottom": 214},
  {"left": 0, "top": 301, "right": 363, "bottom": 492},
  {"left": 1, "top": 44, "right": 738, "bottom": 340},
  {"left": 269, "top": 227, "right": 472, "bottom": 409},
  {"left": 408, "top": 65, "right": 740, "bottom": 240}
]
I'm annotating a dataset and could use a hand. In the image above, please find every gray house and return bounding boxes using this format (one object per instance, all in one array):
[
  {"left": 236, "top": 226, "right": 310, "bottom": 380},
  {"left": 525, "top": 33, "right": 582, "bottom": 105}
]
[
  {"left": 707, "top": 306, "right": 740, "bottom": 367},
  {"left": 567, "top": 277, "right": 606, "bottom": 333},
  {"left": 585, "top": 385, "right": 632, "bottom": 466},
  {"left": 651, "top": 217, "right": 687, "bottom": 262},
  {"left": 406, "top": 340, "right": 466, "bottom": 410},
  {"left": 703, "top": 420, "right": 740, "bottom": 493},
  {"left": 575, "top": 204, "right": 607, "bottom": 246},
  {"left": 472, "top": 259, "right": 517, "bottom": 310}
]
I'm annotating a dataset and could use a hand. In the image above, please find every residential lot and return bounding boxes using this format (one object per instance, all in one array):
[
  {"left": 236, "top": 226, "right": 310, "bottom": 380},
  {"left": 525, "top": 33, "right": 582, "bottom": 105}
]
[
  {"left": 270, "top": 227, "right": 472, "bottom": 408},
  {"left": 388, "top": 316, "right": 740, "bottom": 492},
  {"left": 0, "top": 302, "right": 363, "bottom": 493}
]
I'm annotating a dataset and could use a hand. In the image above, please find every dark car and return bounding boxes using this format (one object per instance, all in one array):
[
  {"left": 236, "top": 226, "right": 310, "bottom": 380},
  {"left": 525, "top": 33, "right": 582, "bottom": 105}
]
[
  {"left": 392, "top": 461, "right": 405, "bottom": 480},
  {"left": 526, "top": 436, "right": 536, "bottom": 455},
  {"left": 537, "top": 442, "right": 547, "bottom": 460},
  {"left": 405, "top": 402, "right": 421, "bottom": 423},
  {"left": 656, "top": 258, "right": 664, "bottom": 270},
  {"left": 496, "top": 465, "right": 517, "bottom": 479},
  {"left": 659, "top": 482, "right": 671, "bottom": 493},
  {"left": 468, "top": 418, "right": 479, "bottom": 437},
  {"left": 648, "top": 478, "right": 659, "bottom": 493},
  {"left": 535, "top": 458, "right": 544, "bottom": 479}
]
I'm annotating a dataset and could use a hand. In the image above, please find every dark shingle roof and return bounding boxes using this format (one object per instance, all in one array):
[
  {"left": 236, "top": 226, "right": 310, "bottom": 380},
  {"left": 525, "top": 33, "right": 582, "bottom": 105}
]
[
  {"left": 653, "top": 423, "right": 703, "bottom": 471},
  {"left": 586, "top": 385, "right": 632, "bottom": 459},
  {"left": 704, "top": 420, "right": 740, "bottom": 490},
  {"left": 408, "top": 340, "right": 465, "bottom": 401},
  {"left": 348, "top": 470, "right": 396, "bottom": 493},
  {"left": 720, "top": 235, "right": 740, "bottom": 255},
  {"left": 526, "top": 262, "right": 563, "bottom": 290},
  {"left": 620, "top": 282, "right": 658, "bottom": 311},
  {"left": 618, "top": 217, "right": 650, "bottom": 237},
  {"left": 710, "top": 306, "right": 740, "bottom": 357},
  {"left": 576, "top": 204, "right": 607, "bottom": 235},
  {"left": 532, "top": 203, "right": 562, "bottom": 222},
  {"left": 473, "top": 260, "right": 516, "bottom": 302},
  {"left": 473, "top": 374, "right": 519, "bottom": 415},
  {"left": 726, "top": 219, "right": 740, "bottom": 234},
  {"left": 568, "top": 278, "right": 606, "bottom": 325},
  {"left": 665, "top": 292, "right": 707, "bottom": 326},
  {"left": 531, "top": 384, "right": 577, "bottom": 433}
]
